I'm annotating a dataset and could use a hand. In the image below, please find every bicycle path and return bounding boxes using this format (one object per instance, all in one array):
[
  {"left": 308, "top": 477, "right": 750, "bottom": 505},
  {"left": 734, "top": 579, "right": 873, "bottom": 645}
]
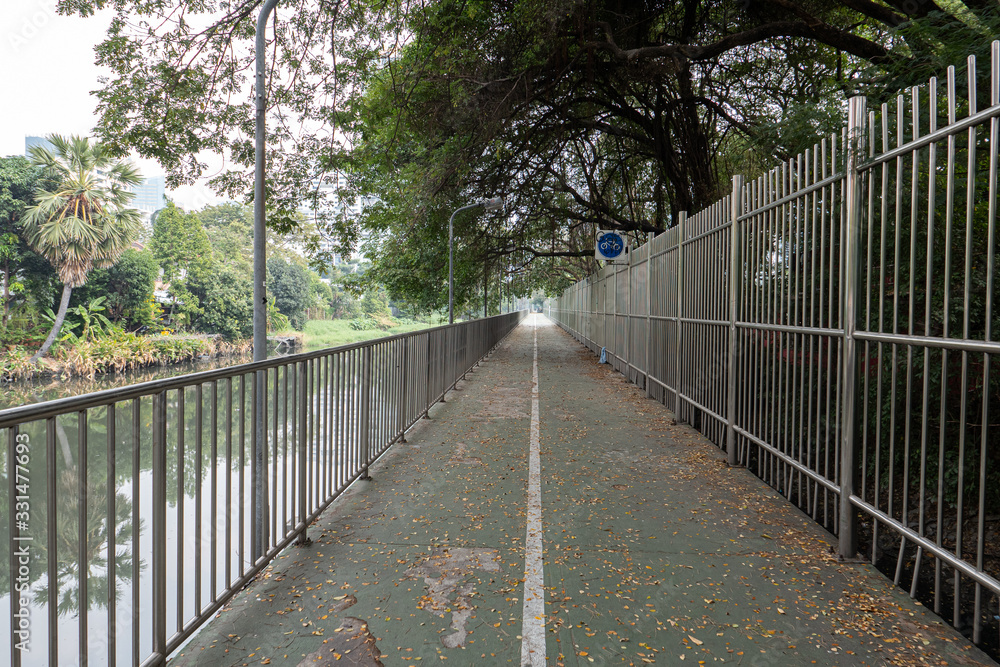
[{"left": 170, "top": 314, "right": 995, "bottom": 667}]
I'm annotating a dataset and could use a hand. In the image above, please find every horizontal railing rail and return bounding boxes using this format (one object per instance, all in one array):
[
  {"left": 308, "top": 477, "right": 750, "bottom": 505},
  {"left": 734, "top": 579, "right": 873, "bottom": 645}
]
[
  {"left": 0, "top": 311, "right": 525, "bottom": 666},
  {"left": 549, "top": 41, "right": 1000, "bottom": 657}
]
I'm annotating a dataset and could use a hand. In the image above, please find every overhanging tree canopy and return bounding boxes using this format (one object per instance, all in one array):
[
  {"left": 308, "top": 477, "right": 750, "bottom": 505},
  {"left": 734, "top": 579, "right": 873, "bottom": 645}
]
[{"left": 66, "top": 0, "right": 1000, "bottom": 305}]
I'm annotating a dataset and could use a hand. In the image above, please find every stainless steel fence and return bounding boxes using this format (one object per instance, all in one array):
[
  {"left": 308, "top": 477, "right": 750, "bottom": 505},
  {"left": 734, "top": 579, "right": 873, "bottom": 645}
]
[
  {"left": 551, "top": 43, "right": 1000, "bottom": 654},
  {"left": 0, "top": 312, "right": 524, "bottom": 666}
]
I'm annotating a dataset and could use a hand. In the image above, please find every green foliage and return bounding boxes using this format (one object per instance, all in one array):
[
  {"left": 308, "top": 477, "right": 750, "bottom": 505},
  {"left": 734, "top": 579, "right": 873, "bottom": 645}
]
[
  {"left": 67, "top": 296, "right": 115, "bottom": 342},
  {"left": 267, "top": 257, "right": 312, "bottom": 330},
  {"left": 149, "top": 201, "right": 213, "bottom": 282},
  {"left": 348, "top": 317, "right": 378, "bottom": 331},
  {"left": 360, "top": 287, "right": 391, "bottom": 319},
  {"left": 199, "top": 202, "right": 253, "bottom": 269},
  {"left": 187, "top": 262, "right": 253, "bottom": 341},
  {"left": 0, "top": 156, "right": 46, "bottom": 327},
  {"left": 74, "top": 248, "right": 158, "bottom": 328}
]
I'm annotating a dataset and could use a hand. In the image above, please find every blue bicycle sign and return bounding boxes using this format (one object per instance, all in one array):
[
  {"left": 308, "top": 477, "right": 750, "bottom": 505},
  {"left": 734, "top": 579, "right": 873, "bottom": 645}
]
[{"left": 595, "top": 230, "right": 626, "bottom": 261}]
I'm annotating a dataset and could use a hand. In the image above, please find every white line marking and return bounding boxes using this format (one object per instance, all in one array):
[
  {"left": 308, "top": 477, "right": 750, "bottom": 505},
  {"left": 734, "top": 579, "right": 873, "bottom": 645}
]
[{"left": 521, "top": 321, "right": 546, "bottom": 667}]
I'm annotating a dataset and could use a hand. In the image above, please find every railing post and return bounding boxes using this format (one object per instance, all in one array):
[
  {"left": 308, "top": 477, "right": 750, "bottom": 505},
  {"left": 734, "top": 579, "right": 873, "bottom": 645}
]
[
  {"left": 425, "top": 333, "right": 434, "bottom": 413},
  {"left": 297, "top": 361, "right": 309, "bottom": 544},
  {"left": 399, "top": 340, "right": 409, "bottom": 443},
  {"left": 839, "top": 95, "right": 867, "bottom": 559},
  {"left": 360, "top": 346, "right": 373, "bottom": 480},
  {"left": 152, "top": 391, "right": 168, "bottom": 661},
  {"left": 77, "top": 410, "right": 88, "bottom": 666},
  {"left": 727, "top": 176, "right": 744, "bottom": 466},
  {"left": 8, "top": 427, "right": 21, "bottom": 667},
  {"left": 674, "top": 211, "right": 687, "bottom": 422}
]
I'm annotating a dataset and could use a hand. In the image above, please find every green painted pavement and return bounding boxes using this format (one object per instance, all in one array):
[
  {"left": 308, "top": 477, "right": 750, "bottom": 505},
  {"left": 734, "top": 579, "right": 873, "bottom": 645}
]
[{"left": 170, "top": 315, "right": 995, "bottom": 667}]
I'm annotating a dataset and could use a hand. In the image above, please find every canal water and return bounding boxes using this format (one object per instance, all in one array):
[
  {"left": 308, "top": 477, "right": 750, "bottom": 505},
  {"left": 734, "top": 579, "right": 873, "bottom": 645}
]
[{"left": 0, "top": 345, "right": 371, "bottom": 666}]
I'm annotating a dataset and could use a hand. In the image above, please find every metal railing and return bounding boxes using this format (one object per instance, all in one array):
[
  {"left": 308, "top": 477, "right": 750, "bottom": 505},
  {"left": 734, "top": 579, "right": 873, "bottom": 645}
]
[
  {"left": 550, "top": 43, "right": 1000, "bottom": 653},
  {"left": 0, "top": 311, "right": 524, "bottom": 666}
]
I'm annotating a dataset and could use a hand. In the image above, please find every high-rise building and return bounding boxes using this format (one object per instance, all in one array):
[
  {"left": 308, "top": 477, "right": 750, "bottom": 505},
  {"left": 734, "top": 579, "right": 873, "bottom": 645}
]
[
  {"left": 24, "top": 135, "right": 53, "bottom": 154},
  {"left": 131, "top": 175, "right": 166, "bottom": 216}
]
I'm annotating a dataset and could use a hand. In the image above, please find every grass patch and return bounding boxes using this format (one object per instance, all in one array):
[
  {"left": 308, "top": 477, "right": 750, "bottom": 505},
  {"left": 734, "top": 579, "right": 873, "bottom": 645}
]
[{"left": 299, "top": 319, "right": 441, "bottom": 351}]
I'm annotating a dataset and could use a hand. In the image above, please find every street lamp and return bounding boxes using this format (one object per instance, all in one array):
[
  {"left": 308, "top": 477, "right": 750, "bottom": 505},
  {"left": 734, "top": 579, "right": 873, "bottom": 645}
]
[
  {"left": 449, "top": 196, "right": 503, "bottom": 324},
  {"left": 252, "top": 0, "right": 280, "bottom": 564}
]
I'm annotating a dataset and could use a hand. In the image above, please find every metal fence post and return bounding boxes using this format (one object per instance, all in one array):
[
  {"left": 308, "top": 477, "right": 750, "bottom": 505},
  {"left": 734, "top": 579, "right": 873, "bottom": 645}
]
[
  {"left": 360, "top": 346, "right": 373, "bottom": 479},
  {"left": 425, "top": 333, "right": 433, "bottom": 413},
  {"left": 625, "top": 246, "right": 632, "bottom": 380},
  {"left": 611, "top": 262, "right": 617, "bottom": 362},
  {"left": 727, "top": 177, "right": 744, "bottom": 466},
  {"left": 675, "top": 211, "right": 687, "bottom": 422},
  {"left": 839, "top": 95, "right": 867, "bottom": 559},
  {"left": 152, "top": 391, "right": 168, "bottom": 661},
  {"left": 400, "top": 340, "right": 409, "bottom": 442},
  {"left": 645, "top": 232, "right": 654, "bottom": 397}
]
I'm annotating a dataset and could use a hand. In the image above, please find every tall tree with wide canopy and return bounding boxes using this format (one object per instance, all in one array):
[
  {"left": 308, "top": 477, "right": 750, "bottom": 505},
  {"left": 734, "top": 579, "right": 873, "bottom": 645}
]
[
  {"left": 22, "top": 134, "right": 143, "bottom": 361},
  {"left": 61, "top": 0, "right": 1000, "bottom": 306}
]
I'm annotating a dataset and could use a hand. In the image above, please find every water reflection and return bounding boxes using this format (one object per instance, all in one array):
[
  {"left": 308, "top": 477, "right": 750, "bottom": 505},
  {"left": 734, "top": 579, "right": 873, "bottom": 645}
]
[{"left": 39, "top": 469, "right": 137, "bottom": 616}]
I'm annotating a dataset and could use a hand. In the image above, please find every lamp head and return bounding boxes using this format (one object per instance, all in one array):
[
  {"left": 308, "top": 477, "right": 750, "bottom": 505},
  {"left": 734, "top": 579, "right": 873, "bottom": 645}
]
[{"left": 483, "top": 196, "right": 504, "bottom": 212}]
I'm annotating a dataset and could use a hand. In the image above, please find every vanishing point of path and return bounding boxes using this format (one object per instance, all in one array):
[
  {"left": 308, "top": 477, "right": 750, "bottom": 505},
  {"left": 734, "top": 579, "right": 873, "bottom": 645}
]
[{"left": 170, "top": 315, "right": 995, "bottom": 667}]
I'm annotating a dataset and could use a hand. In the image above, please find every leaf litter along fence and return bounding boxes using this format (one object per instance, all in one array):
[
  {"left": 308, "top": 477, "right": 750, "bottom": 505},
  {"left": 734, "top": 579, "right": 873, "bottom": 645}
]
[
  {"left": 550, "top": 43, "right": 1000, "bottom": 657},
  {"left": 0, "top": 312, "right": 525, "bottom": 667}
]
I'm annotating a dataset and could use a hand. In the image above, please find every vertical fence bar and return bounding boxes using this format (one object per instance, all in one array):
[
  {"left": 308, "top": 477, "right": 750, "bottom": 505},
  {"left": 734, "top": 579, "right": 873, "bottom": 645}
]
[
  {"left": 176, "top": 390, "right": 185, "bottom": 633},
  {"left": 107, "top": 403, "right": 116, "bottom": 667},
  {"left": 839, "top": 95, "right": 867, "bottom": 559},
  {"left": 152, "top": 391, "right": 168, "bottom": 662},
  {"left": 625, "top": 246, "right": 631, "bottom": 380},
  {"left": 8, "top": 426, "right": 20, "bottom": 667},
  {"left": 46, "top": 417, "right": 57, "bottom": 666},
  {"left": 675, "top": 212, "right": 687, "bottom": 421},
  {"left": 131, "top": 401, "right": 140, "bottom": 667},
  {"left": 210, "top": 382, "right": 218, "bottom": 600},
  {"left": 298, "top": 361, "right": 309, "bottom": 544},
  {"left": 254, "top": 365, "right": 268, "bottom": 563},
  {"left": 225, "top": 378, "right": 233, "bottom": 589},
  {"left": 77, "top": 410, "right": 88, "bottom": 667},
  {"left": 360, "top": 346, "right": 373, "bottom": 480},
  {"left": 400, "top": 342, "right": 409, "bottom": 442},
  {"left": 645, "top": 232, "right": 653, "bottom": 397},
  {"left": 728, "top": 176, "right": 744, "bottom": 466},
  {"left": 239, "top": 375, "right": 245, "bottom": 577}
]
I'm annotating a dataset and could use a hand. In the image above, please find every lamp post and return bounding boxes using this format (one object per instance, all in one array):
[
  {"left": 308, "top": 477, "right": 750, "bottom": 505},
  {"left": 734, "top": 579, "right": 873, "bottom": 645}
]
[
  {"left": 449, "top": 196, "right": 502, "bottom": 324},
  {"left": 252, "top": 0, "right": 280, "bottom": 563}
]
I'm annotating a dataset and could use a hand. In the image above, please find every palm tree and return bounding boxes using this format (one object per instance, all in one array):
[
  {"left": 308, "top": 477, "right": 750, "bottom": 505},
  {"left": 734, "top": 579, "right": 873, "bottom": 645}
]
[{"left": 22, "top": 135, "right": 143, "bottom": 361}]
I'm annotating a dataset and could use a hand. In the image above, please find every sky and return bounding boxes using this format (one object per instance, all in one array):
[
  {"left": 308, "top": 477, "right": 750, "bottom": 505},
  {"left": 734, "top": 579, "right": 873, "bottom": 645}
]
[{"left": 1, "top": 0, "right": 226, "bottom": 210}]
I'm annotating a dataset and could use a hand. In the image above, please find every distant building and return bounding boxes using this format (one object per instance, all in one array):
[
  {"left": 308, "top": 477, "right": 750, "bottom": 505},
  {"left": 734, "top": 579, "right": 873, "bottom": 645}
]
[
  {"left": 24, "top": 135, "right": 53, "bottom": 154},
  {"left": 131, "top": 175, "right": 166, "bottom": 218}
]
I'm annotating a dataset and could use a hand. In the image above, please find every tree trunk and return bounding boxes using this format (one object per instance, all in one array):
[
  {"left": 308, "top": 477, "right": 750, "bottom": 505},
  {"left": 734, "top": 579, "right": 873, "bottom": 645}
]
[{"left": 31, "top": 284, "right": 72, "bottom": 363}]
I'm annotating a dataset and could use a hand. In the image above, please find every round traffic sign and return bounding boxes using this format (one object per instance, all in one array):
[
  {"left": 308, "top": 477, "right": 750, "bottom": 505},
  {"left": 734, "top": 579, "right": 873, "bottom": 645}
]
[{"left": 597, "top": 231, "right": 625, "bottom": 259}]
